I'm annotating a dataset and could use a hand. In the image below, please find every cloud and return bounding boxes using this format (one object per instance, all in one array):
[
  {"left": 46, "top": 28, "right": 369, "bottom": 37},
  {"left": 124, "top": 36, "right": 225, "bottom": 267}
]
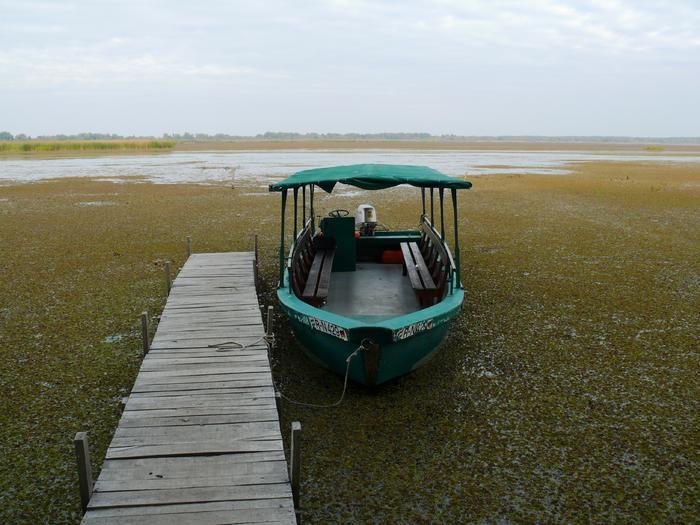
[
  {"left": 0, "top": 0, "right": 698, "bottom": 135},
  {"left": 0, "top": 49, "right": 285, "bottom": 87}
]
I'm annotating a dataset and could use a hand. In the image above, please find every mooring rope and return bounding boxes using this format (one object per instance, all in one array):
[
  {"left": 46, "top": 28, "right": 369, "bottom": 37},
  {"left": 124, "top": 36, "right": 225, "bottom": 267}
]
[
  {"left": 208, "top": 328, "right": 367, "bottom": 408},
  {"left": 276, "top": 342, "right": 365, "bottom": 409},
  {"left": 208, "top": 333, "right": 276, "bottom": 352}
]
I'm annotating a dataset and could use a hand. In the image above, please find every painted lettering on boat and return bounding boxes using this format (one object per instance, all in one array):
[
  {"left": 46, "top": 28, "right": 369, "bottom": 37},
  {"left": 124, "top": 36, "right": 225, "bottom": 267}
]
[
  {"left": 291, "top": 312, "right": 348, "bottom": 341},
  {"left": 393, "top": 319, "right": 433, "bottom": 341},
  {"left": 308, "top": 316, "right": 348, "bottom": 341}
]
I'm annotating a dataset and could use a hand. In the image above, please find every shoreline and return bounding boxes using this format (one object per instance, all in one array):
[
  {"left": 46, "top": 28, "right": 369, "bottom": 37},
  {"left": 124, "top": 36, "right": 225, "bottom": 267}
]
[{"left": 1, "top": 139, "right": 700, "bottom": 160}]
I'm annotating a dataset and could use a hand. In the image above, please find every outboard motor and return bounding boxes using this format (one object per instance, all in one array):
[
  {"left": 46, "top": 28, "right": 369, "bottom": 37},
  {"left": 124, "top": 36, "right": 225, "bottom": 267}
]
[{"left": 355, "top": 204, "right": 377, "bottom": 236}]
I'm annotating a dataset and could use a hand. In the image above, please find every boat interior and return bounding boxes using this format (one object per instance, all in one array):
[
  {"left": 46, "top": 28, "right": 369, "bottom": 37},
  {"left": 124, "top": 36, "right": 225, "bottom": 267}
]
[{"left": 289, "top": 208, "right": 456, "bottom": 321}]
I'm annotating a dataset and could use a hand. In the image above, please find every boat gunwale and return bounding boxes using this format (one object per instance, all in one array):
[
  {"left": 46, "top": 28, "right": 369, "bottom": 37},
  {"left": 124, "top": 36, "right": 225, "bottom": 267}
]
[{"left": 277, "top": 267, "right": 464, "bottom": 333}]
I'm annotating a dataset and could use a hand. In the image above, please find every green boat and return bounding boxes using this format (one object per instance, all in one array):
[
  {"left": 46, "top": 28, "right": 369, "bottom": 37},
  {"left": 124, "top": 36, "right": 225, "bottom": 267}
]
[{"left": 269, "top": 164, "right": 471, "bottom": 386}]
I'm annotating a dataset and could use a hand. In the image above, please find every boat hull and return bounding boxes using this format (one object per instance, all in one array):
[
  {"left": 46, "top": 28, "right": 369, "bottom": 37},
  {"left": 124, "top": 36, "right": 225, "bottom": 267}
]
[{"left": 277, "top": 270, "right": 464, "bottom": 386}]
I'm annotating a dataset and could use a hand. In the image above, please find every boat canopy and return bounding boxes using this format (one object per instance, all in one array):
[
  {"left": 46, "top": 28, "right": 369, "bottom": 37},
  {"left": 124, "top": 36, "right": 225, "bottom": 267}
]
[{"left": 269, "top": 163, "right": 472, "bottom": 193}]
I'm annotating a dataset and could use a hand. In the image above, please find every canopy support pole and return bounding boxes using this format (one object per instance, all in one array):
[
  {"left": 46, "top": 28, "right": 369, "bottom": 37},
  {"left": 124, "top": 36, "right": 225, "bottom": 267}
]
[
  {"left": 451, "top": 189, "right": 461, "bottom": 288},
  {"left": 421, "top": 188, "right": 426, "bottom": 217},
  {"left": 302, "top": 185, "right": 306, "bottom": 226},
  {"left": 293, "top": 187, "right": 298, "bottom": 241},
  {"left": 430, "top": 187, "right": 435, "bottom": 224},
  {"left": 439, "top": 188, "right": 445, "bottom": 239},
  {"left": 310, "top": 185, "right": 315, "bottom": 230},
  {"left": 279, "top": 189, "right": 287, "bottom": 288}
]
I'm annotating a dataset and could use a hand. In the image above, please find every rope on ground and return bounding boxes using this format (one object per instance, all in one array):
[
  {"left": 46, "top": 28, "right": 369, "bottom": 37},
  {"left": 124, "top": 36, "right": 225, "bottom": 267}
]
[{"left": 276, "top": 342, "right": 366, "bottom": 409}]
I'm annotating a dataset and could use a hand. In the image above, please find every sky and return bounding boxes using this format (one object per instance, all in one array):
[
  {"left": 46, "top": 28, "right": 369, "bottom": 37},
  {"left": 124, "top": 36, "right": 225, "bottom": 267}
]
[{"left": 1, "top": 0, "right": 699, "bottom": 137}]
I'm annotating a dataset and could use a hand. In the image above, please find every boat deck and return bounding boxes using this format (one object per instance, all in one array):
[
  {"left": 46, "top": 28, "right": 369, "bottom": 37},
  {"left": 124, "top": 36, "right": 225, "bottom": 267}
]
[
  {"left": 322, "top": 262, "right": 420, "bottom": 320},
  {"left": 81, "top": 252, "right": 296, "bottom": 525}
]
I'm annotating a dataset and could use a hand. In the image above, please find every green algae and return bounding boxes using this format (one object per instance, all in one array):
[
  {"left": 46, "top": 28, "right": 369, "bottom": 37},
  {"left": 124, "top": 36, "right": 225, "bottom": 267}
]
[{"left": 0, "top": 161, "right": 698, "bottom": 523}]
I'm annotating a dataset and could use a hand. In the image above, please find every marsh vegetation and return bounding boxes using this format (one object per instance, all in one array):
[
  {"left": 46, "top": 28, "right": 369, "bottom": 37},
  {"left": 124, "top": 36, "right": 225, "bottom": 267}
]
[
  {"left": 0, "top": 161, "right": 697, "bottom": 523},
  {"left": 0, "top": 140, "right": 175, "bottom": 154}
]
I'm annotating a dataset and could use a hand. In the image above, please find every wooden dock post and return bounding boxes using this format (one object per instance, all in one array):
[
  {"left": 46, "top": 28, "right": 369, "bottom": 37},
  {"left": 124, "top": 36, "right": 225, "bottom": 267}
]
[
  {"left": 290, "top": 421, "right": 301, "bottom": 509},
  {"left": 253, "top": 234, "right": 258, "bottom": 286},
  {"left": 186, "top": 236, "right": 192, "bottom": 257},
  {"left": 140, "top": 311, "right": 149, "bottom": 354},
  {"left": 266, "top": 305, "right": 273, "bottom": 336},
  {"left": 73, "top": 432, "right": 93, "bottom": 513},
  {"left": 275, "top": 390, "right": 282, "bottom": 415},
  {"left": 164, "top": 261, "right": 172, "bottom": 293}
]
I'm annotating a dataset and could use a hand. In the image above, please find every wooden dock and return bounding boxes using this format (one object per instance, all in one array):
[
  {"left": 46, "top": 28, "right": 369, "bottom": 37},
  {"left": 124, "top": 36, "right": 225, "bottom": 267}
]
[{"left": 81, "top": 252, "right": 296, "bottom": 525}]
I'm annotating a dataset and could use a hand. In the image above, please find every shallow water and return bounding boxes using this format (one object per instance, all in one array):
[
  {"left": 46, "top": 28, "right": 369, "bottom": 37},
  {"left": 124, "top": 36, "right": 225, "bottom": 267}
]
[{"left": 2, "top": 149, "right": 699, "bottom": 185}]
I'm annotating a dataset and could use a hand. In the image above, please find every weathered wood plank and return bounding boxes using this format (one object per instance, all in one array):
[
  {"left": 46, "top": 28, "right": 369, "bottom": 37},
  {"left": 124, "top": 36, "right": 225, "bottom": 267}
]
[
  {"left": 129, "top": 387, "right": 274, "bottom": 398},
  {"left": 112, "top": 421, "right": 281, "bottom": 442},
  {"left": 105, "top": 438, "right": 283, "bottom": 459},
  {"left": 143, "top": 350, "right": 268, "bottom": 359},
  {"left": 150, "top": 334, "right": 266, "bottom": 346},
  {"left": 132, "top": 372, "right": 272, "bottom": 386},
  {"left": 84, "top": 508, "right": 295, "bottom": 525},
  {"left": 88, "top": 483, "right": 291, "bottom": 508},
  {"left": 96, "top": 465, "right": 288, "bottom": 487},
  {"left": 98, "top": 452, "right": 286, "bottom": 473},
  {"left": 94, "top": 471, "right": 289, "bottom": 492},
  {"left": 148, "top": 342, "right": 268, "bottom": 352},
  {"left": 117, "top": 406, "right": 278, "bottom": 419},
  {"left": 140, "top": 356, "right": 270, "bottom": 370},
  {"left": 132, "top": 374, "right": 272, "bottom": 390},
  {"left": 113, "top": 421, "right": 280, "bottom": 438},
  {"left": 315, "top": 249, "right": 335, "bottom": 297},
  {"left": 400, "top": 241, "right": 424, "bottom": 289},
  {"left": 124, "top": 397, "right": 275, "bottom": 413},
  {"left": 83, "top": 498, "right": 293, "bottom": 519},
  {"left": 117, "top": 411, "right": 280, "bottom": 428},
  {"left": 409, "top": 241, "right": 437, "bottom": 289}
]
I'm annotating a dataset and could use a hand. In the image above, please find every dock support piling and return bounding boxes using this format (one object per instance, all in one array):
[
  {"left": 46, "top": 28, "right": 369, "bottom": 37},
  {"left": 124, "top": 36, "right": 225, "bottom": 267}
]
[
  {"left": 164, "top": 261, "right": 172, "bottom": 293},
  {"left": 140, "top": 311, "right": 149, "bottom": 354},
  {"left": 253, "top": 234, "right": 258, "bottom": 286},
  {"left": 73, "top": 432, "right": 93, "bottom": 513},
  {"left": 290, "top": 421, "right": 301, "bottom": 509},
  {"left": 266, "top": 305, "right": 273, "bottom": 337},
  {"left": 275, "top": 390, "right": 282, "bottom": 415},
  {"left": 186, "top": 236, "right": 192, "bottom": 257}
]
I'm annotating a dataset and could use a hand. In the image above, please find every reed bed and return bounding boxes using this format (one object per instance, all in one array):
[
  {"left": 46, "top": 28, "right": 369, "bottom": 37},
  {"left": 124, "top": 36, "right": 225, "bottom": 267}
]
[{"left": 0, "top": 140, "right": 175, "bottom": 153}]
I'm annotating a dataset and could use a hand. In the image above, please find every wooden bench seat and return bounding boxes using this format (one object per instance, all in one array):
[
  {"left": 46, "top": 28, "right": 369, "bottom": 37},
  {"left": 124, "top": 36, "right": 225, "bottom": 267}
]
[
  {"left": 401, "top": 241, "right": 442, "bottom": 307},
  {"left": 302, "top": 248, "right": 336, "bottom": 306}
]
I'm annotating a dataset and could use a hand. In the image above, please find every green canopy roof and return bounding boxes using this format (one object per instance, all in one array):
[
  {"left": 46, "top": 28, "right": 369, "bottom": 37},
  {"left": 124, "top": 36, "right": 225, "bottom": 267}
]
[{"left": 268, "top": 164, "right": 472, "bottom": 193}]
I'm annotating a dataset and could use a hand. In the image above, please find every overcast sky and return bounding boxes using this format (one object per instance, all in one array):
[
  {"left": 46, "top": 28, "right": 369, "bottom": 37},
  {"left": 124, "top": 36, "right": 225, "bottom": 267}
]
[{"left": 1, "top": 0, "right": 698, "bottom": 137}]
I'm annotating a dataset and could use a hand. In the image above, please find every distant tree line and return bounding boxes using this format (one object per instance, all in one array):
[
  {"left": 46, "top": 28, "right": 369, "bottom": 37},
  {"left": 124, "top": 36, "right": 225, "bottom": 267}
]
[
  {"left": 0, "top": 132, "right": 145, "bottom": 141},
  {"left": 254, "top": 132, "right": 433, "bottom": 140},
  {"left": 1, "top": 131, "right": 699, "bottom": 144}
]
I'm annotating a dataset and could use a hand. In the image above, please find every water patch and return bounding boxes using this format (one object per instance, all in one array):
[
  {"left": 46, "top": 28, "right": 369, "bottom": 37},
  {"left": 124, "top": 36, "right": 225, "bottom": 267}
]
[{"left": 1, "top": 149, "right": 699, "bottom": 185}]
